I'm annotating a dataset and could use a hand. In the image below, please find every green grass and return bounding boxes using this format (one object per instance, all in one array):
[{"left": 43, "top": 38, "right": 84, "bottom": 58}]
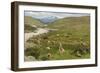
[{"left": 24, "top": 16, "right": 90, "bottom": 61}]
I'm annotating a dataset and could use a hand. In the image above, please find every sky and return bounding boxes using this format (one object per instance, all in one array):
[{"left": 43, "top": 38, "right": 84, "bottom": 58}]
[{"left": 24, "top": 11, "right": 90, "bottom": 19}]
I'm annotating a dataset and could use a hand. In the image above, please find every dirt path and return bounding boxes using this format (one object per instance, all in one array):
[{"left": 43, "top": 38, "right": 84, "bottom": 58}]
[{"left": 25, "top": 28, "right": 49, "bottom": 42}]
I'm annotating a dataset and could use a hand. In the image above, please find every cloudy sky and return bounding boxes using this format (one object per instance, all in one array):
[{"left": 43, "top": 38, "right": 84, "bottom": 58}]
[{"left": 24, "top": 11, "right": 90, "bottom": 19}]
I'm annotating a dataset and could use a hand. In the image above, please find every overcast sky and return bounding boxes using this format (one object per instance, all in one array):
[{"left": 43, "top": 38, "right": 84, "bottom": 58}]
[{"left": 24, "top": 11, "right": 90, "bottom": 19}]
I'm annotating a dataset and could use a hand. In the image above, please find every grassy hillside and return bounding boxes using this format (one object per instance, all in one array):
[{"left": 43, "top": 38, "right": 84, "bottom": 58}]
[
  {"left": 45, "top": 16, "right": 90, "bottom": 47},
  {"left": 24, "top": 16, "right": 90, "bottom": 61},
  {"left": 48, "top": 16, "right": 90, "bottom": 29},
  {"left": 24, "top": 16, "right": 43, "bottom": 26},
  {"left": 24, "top": 16, "right": 44, "bottom": 32}
]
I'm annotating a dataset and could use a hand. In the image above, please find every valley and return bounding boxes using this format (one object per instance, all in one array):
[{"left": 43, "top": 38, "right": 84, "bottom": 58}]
[{"left": 24, "top": 15, "right": 90, "bottom": 61}]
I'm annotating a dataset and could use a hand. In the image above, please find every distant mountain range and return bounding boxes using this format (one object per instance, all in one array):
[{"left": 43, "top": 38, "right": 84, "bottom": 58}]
[
  {"left": 32, "top": 16, "right": 58, "bottom": 24},
  {"left": 25, "top": 16, "right": 90, "bottom": 26},
  {"left": 37, "top": 16, "right": 58, "bottom": 24}
]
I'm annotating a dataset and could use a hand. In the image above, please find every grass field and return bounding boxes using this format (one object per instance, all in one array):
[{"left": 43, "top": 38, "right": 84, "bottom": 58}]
[{"left": 24, "top": 15, "right": 90, "bottom": 61}]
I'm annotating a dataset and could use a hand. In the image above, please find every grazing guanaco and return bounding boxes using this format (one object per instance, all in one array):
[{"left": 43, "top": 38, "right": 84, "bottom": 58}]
[
  {"left": 46, "top": 47, "right": 52, "bottom": 59},
  {"left": 47, "top": 52, "right": 52, "bottom": 59}
]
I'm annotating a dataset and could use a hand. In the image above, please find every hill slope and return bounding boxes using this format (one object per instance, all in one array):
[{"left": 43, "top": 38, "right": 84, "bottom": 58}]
[
  {"left": 24, "top": 16, "right": 90, "bottom": 61},
  {"left": 24, "top": 16, "right": 43, "bottom": 26}
]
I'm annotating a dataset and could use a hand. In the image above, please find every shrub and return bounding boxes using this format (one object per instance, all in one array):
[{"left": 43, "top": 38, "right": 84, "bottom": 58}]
[
  {"left": 40, "top": 55, "right": 49, "bottom": 61},
  {"left": 25, "top": 56, "right": 37, "bottom": 61},
  {"left": 25, "top": 47, "right": 40, "bottom": 59},
  {"left": 24, "top": 24, "right": 37, "bottom": 32}
]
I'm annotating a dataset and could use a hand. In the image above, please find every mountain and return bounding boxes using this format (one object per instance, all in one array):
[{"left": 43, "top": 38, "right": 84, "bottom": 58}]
[{"left": 37, "top": 16, "right": 58, "bottom": 24}]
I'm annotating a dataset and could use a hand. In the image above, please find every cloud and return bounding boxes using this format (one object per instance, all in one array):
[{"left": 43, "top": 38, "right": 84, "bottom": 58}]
[{"left": 24, "top": 11, "right": 90, "bottom": 19}]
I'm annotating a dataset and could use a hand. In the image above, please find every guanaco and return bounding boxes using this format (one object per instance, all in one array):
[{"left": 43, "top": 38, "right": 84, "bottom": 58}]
[
  {"left": 47, "top": 52, "right": 52, "bottom": 59},
  {"left": 59, "top": 42, "right": 65, "bottom": 54}
]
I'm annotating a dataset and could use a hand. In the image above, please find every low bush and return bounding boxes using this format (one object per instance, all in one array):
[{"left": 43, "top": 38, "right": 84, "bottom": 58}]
[
  {"left": 40, "top": 55, "right": 49, "bottom": 61},
  {"left": 25, "top": 47, "right": 40, "bottom": 59}
]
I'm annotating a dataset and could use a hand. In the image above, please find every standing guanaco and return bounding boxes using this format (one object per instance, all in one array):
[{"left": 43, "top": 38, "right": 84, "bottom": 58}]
[{"left": 59, "top": 42, "right": 65, "bottom": 54}]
